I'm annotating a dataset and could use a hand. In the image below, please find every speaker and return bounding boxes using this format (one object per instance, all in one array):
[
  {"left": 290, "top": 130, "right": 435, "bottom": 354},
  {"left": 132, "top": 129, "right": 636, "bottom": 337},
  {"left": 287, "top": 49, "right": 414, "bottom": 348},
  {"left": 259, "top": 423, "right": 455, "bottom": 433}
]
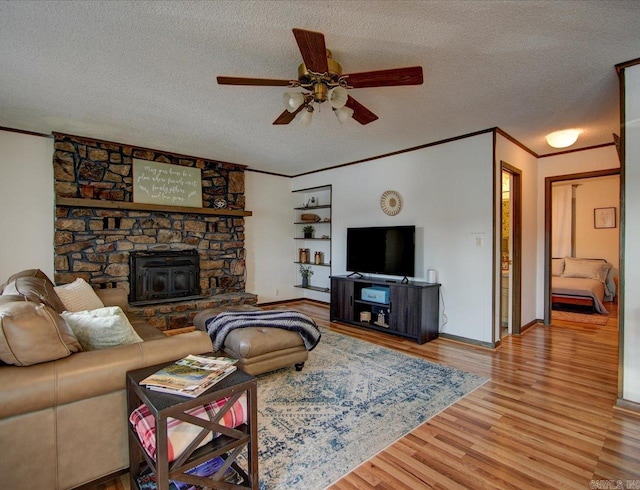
[{"left": 427, "top": 269, "right": 438, "bottom": 283}]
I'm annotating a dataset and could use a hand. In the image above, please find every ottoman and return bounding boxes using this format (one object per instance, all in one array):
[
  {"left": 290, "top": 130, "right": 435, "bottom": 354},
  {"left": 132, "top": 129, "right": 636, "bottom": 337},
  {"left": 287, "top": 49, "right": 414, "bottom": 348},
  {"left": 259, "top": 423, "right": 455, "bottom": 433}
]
[{"left": 193, "top": 305, "right": 308, "bottom": 375}]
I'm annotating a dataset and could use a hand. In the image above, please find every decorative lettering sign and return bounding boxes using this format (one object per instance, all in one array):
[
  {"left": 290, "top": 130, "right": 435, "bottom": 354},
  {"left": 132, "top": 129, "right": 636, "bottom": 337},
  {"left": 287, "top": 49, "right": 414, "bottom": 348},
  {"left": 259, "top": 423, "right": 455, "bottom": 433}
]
[{"left": 133, "top": 159, "right": 202, "bottom": 208}]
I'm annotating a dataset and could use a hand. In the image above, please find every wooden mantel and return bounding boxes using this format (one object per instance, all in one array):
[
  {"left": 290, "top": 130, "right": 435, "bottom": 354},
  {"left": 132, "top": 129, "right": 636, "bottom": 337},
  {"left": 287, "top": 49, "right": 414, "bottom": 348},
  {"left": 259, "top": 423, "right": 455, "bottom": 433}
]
[{"left": 56, "top": 197, "right": 253, "bottom": 217}]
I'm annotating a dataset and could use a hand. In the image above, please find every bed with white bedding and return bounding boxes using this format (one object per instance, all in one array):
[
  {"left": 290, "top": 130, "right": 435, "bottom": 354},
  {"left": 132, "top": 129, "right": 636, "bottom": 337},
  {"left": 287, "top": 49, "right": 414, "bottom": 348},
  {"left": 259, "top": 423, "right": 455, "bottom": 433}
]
[{"left": 551, "top": 257, "right": 616, "bottom": 314}]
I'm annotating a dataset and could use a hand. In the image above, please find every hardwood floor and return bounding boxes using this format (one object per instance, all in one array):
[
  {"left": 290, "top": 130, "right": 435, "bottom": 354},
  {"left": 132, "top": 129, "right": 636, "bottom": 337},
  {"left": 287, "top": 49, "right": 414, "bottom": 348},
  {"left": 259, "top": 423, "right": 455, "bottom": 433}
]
[{"left": 98, "top": 301, "right": 640, "bottom": 489}]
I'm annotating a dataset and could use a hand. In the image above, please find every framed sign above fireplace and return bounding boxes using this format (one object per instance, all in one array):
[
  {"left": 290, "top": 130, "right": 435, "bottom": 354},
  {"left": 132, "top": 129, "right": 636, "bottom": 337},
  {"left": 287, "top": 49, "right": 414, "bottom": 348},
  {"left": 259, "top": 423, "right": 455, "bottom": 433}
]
[{"left": 133, "top": 159, "right": 203, "bottom": 208}]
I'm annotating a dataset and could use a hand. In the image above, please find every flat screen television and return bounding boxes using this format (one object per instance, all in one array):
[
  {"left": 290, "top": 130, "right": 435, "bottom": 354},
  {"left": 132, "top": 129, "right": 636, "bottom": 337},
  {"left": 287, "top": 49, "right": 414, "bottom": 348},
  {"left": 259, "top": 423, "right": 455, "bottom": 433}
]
[{"left": 346, "top": 225, "right": 415, "bottom": 278}]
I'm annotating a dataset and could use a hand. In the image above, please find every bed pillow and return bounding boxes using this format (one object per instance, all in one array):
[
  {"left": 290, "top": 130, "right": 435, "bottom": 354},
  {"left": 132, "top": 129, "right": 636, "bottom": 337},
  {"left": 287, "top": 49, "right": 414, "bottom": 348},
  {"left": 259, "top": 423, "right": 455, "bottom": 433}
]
[
  {"left": 0, "top": 301, "right": 82, "bottom": 366},
  {"left": 563, "top": 257, "right": 610, "bottom": 283},
  {"left": 54, "top": 278, "right": 105, "bottom": 312},
  {"left": 551, "top": 258, "right": 565, "bottom": 277},
  {"left": 61, "top": 306, "right": 142, "bottom": 351}
]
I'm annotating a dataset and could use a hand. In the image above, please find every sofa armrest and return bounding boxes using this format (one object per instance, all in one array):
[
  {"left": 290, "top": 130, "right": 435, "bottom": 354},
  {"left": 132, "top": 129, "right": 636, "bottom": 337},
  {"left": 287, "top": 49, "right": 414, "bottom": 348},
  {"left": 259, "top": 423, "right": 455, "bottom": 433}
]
[{"left": 95, "top": 288, "right": 129, "bottom": 312}]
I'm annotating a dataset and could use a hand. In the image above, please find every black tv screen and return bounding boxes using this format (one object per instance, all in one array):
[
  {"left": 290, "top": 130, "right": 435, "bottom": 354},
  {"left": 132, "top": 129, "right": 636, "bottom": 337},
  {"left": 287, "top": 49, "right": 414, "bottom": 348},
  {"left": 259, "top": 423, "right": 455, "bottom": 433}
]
[{"left": 346, "top": 226, "right": 415, "bottom": 277}]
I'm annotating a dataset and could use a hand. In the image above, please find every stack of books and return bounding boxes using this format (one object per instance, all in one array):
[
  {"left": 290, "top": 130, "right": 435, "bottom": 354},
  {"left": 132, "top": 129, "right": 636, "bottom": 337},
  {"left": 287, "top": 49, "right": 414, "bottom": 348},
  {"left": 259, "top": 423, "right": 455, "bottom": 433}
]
[{"left": 140, "top": 354, "right": 238, "bottom": 398}]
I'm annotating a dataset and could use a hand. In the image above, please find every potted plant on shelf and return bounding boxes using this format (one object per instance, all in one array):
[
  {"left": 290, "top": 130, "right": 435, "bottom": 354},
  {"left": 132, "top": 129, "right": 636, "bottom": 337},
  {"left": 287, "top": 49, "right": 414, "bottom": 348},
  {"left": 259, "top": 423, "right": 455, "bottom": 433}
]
[
  {"left": 303, "top": 225, "right": 315, "bottom": 239},
  {"left": 299, "top": 264, "right": 314, "bottom": 288}
]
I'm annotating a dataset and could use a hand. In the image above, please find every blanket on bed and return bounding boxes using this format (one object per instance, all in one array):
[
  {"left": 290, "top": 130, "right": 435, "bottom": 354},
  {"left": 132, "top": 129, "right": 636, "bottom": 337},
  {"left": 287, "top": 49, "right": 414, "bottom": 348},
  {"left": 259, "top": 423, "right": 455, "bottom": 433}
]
[
  {"left": 205, "top": 310, "right": 321, "bottom": 352},
  {"left": 551, "top": 276, "right": 608, "bottom": 314}
]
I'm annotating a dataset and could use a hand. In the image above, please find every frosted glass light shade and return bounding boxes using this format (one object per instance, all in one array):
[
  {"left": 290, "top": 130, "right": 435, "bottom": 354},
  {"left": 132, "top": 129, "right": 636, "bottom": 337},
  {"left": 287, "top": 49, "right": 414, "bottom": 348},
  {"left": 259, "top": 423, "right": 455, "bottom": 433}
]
[
  {"left": 300, "top": 108, "right": 313, "bottom": 127},
  {"left": 334, "top": 106, "right": 354, "bottom": 124},
  {"left": 546, "top": 129, "right": 580, "bottom": 148},
  {"left": 283, "top": 92, "right": 305, "bottom": 112},
  {"left": 327, "top": 87, "right": 348, "bottom": 109}
]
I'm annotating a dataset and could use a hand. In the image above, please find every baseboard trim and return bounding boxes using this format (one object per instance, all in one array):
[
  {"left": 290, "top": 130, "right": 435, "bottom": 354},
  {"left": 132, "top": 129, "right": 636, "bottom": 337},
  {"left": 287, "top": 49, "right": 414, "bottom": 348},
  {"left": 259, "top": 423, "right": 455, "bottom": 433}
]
[
  {"left": 520, "top": 319, "right": 540, "bottom": 333},
  {"left": 438, "top": 333, "right": 497, "bottom": 349},
  {"left": 614, "top": 398, "right": 640, "bottom": 417},
  {"left": 257, "top": 298, "right": 330, "bottom": 307}
]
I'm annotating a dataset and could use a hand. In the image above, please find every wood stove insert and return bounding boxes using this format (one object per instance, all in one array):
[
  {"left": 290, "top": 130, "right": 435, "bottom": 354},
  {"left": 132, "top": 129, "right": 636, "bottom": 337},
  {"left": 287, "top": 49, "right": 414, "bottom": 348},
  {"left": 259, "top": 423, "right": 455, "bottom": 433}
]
[{"left": 129, "top": 250, "right": 201, "bottom": 305}]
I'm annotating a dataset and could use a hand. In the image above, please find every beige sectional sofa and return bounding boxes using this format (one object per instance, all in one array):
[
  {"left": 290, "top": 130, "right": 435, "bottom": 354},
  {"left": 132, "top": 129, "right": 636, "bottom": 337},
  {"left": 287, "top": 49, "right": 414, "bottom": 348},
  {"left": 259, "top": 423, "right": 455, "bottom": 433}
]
[{"left": 0, "top": 269, "right": 213, "bottom": 489}]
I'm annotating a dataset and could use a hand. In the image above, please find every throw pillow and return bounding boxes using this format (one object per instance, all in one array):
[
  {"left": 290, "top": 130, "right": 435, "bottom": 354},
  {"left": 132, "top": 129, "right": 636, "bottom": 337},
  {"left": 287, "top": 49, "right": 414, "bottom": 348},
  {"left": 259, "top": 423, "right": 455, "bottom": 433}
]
[
  {"left": 61, "top": 306, "right": 143, "bottom": 351},
  {"left": 563, "top": 257, "right": 610, "bottom": 283},
  {"left": 0, "top": 301, "right": 82, "bottom": 366},
  {"left": 2, "top": 276, "right": 67, "bottom": 313},
  {"left": 54, "top": 278, "right": 105, "bottom": 312}
]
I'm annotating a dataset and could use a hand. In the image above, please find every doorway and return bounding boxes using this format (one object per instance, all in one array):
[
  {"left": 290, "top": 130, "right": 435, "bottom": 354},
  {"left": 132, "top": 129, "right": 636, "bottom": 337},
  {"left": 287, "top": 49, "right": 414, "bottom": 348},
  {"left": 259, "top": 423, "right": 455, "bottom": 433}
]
[
  {"left": 499, "top": 162, "right": 522, "bottom": 339},
  {"left": 544, "top": 169, "right": 621, "bottom": 324}
]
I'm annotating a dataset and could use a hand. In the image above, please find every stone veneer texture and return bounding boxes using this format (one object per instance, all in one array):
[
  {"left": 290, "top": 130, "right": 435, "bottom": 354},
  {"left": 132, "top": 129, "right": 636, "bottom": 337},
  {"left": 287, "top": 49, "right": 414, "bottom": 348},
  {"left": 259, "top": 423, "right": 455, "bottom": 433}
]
[{"left": 52, "top": 133, "right": 248, "bottom": 300}]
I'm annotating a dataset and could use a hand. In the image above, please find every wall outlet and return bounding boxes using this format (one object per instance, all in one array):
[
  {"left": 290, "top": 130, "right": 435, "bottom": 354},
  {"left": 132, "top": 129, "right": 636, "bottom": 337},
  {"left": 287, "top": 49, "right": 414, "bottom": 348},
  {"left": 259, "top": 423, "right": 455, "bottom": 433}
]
[{"left": 275, "top": 289, "right": 279, "bottom": 296}]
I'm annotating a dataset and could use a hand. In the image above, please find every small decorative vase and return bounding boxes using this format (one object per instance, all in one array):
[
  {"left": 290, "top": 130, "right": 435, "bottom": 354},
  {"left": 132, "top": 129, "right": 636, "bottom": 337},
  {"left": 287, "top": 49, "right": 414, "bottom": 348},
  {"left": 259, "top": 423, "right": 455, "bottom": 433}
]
[
  {"left": 304, "top": 232, "right": 312, "bottom": 239},
  {"left": 302, "top": 276, "right": 309, "bottom": 288}
]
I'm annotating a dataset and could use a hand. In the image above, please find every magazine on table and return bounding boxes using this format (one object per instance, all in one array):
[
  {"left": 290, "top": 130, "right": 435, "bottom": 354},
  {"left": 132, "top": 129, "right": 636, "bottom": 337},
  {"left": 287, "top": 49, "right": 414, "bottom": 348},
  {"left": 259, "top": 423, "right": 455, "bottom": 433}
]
[{"left": 140, "top": 354, "right": 238, "bottom": 398}]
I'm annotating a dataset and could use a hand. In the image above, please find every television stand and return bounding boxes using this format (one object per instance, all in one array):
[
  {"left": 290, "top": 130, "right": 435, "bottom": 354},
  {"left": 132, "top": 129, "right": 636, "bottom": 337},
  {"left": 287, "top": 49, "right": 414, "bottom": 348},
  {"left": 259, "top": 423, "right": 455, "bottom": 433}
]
[{"left": 330, "top": 275, "right": 440, "bottom": 344}]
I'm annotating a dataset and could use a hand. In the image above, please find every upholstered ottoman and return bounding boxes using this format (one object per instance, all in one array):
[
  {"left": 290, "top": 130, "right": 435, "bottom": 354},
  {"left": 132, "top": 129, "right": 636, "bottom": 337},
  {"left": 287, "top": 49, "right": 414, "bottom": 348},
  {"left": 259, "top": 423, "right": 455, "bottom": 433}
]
[{"left": 193, "top": 305, "right": 309, "bottom": 375}]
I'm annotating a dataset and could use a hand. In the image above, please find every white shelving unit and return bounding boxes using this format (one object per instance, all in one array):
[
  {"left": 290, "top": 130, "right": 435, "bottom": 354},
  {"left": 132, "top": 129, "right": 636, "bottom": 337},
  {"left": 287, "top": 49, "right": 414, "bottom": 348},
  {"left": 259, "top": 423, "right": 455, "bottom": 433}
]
[{"left": 292, "top": 185, "right": 332, "bottom": 300}]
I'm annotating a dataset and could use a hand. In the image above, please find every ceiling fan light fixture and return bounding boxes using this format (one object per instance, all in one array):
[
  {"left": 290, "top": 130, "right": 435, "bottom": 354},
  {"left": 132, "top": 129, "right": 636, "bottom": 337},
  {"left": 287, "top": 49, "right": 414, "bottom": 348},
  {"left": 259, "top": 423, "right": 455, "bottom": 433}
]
[
  {"left": 283, "top": 92, "right": 305, "bottom": 112},
  {"left": 546, "top": 129, "right": 580, "bottom": 149},
  {"left": 328, "top": 86, "right": 348, "bottom": 109},
  {"left": 334, "top": 106, "right": 354, "bottom": 124},
  {"left": 300, "top": 106, "right": 314, "bottom": 127}
]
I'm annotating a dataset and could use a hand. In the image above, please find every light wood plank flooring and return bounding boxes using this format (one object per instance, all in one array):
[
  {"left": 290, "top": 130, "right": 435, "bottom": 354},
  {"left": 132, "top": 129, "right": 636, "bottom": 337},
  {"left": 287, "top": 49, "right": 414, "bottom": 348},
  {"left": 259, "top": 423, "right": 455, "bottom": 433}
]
[{"left": 97, "top": 301, "right": 639, "bottom": 489}]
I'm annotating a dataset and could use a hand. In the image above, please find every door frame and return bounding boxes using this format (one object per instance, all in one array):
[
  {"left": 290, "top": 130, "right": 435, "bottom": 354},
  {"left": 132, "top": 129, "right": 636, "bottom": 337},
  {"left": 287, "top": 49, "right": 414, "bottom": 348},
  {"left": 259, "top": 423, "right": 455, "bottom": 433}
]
[
  {"left": 498, "top": 162, "right": 522, "bottom": 339},
  {"left": 543, "top": 168, "right": 620, "bottom": 325}
]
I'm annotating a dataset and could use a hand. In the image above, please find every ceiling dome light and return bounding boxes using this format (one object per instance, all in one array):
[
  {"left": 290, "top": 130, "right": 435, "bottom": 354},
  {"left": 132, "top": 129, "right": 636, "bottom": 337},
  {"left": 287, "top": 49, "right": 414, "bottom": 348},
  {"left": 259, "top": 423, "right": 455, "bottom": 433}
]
[
  {"left": 546, "top": 129, "right": 580, "bottom": 149},
  {"left": 283, "top": 92, "right": 305, "bottom": 113}
]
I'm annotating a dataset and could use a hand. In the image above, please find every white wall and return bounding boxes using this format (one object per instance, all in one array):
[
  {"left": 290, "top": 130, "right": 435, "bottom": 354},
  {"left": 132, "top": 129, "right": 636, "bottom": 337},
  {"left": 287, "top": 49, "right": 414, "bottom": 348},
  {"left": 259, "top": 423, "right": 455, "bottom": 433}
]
[
  {"left": 293, "top": 133, "right": 496, "bottom": 344},
  {"left": 495, "top": 135, "right": 539, "bottom": 334},
  {"left": 536, "top": 145, "right": 620, "bottom": 318},
  {"left": 0, "top": 130, "right": 54, "bottom": 281},
  {"left": 244, "top": 171, "right": 296, "bottom": 303},
  {"left": 623, "top": 63, "right": 640, "bottom": 403}
]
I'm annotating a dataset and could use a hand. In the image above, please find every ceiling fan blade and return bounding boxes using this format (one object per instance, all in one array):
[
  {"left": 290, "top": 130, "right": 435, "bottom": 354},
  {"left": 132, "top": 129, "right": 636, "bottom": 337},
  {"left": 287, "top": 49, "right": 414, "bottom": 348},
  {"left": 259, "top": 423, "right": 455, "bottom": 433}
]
[
  {"left": 217, "top": 76, "right": 292, "bottom": 87},
  {"left": 292, "top": 28, "right": 329, "bottom": 74},
  {"left": 345, "top": 96, "right": 378, "bottom": 125},
  {"left": 343, "top": 66, "right": 423, "bottom": 88},
  {"left": 273, "top": 105, "right": 305, "bottom": 125}
]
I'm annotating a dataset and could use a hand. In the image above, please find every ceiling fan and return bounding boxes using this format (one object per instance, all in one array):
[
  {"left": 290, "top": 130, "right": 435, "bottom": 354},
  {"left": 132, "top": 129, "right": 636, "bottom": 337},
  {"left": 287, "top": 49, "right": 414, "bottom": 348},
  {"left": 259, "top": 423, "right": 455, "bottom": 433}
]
[{"left": 217, "top": 28, "right": 424, "bottom": 126}]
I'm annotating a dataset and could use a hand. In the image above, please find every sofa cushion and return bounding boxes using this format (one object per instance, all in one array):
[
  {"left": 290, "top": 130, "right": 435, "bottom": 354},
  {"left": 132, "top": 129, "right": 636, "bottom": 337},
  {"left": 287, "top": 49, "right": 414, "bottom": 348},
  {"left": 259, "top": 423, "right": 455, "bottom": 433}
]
[
  {"left": 0, "top": 301, "right": 82, "bottom": 366},
  {"left": 54, "top": 278, "right": 105, "bottom": 312},
  {"left": 61, "top": 306, "right": 143, "bottom": 351},
  {"left": 2, "top": 277, "right": 66, "bottom": 314}
]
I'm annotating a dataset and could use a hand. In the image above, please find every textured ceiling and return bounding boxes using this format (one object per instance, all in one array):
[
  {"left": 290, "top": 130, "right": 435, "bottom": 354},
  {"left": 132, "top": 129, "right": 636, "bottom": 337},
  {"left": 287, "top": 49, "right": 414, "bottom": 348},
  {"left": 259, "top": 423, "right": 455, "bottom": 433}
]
[{"left": 1, "top": 1, "right": 638, "bottom": 176}]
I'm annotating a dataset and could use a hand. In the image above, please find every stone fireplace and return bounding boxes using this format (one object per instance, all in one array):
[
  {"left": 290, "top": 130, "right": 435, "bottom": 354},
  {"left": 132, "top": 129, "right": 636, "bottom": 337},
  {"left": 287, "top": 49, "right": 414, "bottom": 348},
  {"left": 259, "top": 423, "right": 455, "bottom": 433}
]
[
  {"left": 52, "top": 133, "right": 257, "bottom": 329},
  {"left": 129, "top": 249, "right": 201, "bottom": 305}
]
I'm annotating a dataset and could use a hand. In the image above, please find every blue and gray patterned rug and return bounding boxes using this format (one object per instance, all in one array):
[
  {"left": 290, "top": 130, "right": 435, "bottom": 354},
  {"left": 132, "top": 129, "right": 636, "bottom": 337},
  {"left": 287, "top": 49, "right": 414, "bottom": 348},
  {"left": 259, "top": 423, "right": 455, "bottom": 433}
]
[{"left": 254, "top": 327, "right": 488, "bottom": 489}]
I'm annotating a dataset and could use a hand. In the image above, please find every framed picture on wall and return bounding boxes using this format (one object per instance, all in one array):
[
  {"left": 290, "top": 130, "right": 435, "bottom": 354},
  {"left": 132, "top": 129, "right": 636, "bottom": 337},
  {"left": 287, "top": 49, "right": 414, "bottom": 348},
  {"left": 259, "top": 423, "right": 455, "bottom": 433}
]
[{"left": 594, "top": 207, "right": 616, "bottom": 229}]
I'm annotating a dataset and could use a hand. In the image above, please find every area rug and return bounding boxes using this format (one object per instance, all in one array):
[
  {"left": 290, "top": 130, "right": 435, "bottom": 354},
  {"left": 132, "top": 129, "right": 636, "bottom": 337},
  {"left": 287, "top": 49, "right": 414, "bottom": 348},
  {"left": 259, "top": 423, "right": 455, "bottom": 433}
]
[
  {"left": 253, "top": 327, "right": 488, "bottom": 490},
  {"left": 551, "top": 309, "right": 609, "bottom": 325}
]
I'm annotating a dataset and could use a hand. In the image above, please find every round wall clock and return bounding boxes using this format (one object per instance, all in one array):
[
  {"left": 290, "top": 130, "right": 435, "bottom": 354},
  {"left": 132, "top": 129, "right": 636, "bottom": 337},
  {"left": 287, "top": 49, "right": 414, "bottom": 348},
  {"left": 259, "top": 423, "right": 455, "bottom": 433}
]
[{"left": 380, "top": 190, "right": 403, "bottom": 216}]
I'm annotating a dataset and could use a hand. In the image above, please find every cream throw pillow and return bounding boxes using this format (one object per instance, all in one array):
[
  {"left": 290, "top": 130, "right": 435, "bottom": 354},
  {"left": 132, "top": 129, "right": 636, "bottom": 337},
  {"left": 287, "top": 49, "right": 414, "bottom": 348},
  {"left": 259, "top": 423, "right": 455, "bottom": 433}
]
[
  {"left": 61, "top": 306, "right": 143, "bottom": 351},
  {"left": 54, "top": 278, "right": 105, "bottom": 312}
]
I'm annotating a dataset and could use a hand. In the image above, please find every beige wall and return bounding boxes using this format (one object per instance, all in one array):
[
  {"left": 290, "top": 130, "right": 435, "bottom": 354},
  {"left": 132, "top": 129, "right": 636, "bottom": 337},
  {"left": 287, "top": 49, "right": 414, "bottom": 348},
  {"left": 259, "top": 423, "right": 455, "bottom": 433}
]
[
  {"left": 0, "top": 130, "right": 54, "bottom": 281},
  {"left": 574, "top": 176, "right": 619, "bottom": 268}
]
